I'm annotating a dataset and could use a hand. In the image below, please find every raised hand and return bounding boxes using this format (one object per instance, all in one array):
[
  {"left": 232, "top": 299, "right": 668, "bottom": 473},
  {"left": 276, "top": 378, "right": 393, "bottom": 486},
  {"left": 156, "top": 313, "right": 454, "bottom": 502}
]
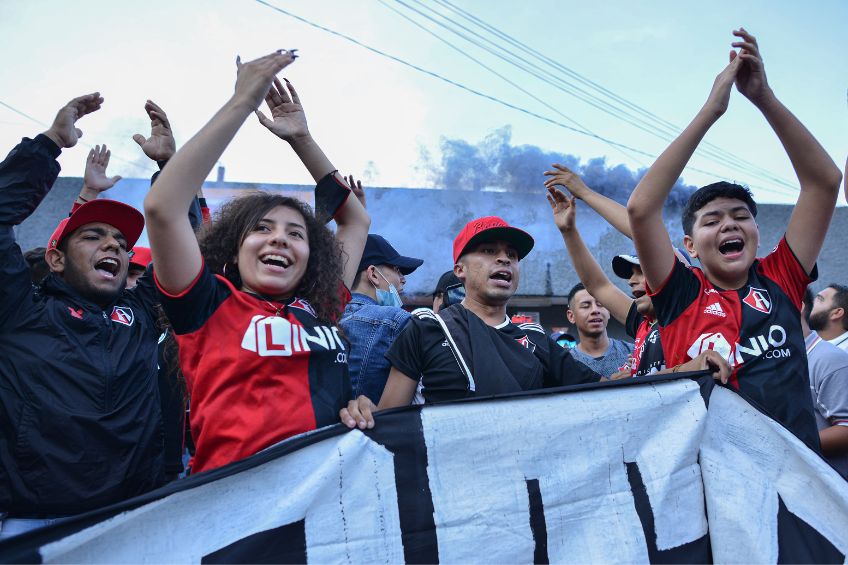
[
  {"left": 731, "top": 28, "right": 772, "bottom": 105},
  {"left": 43, "top": 93, "right": 104, "bottom": 149},
  {"left": 233, "top": 50, "right": 296, "bottom": 113},
  {"left": 703, "top": 55, "right": 741, "bottom": 118},
  {"left": 543, "top": 163, "right": 590, "bottom": 199},
  {"left": 345, "top": 174, "right": 366, "bottom": 209},
  {"left": 82, "top": 144, "right": 122, "bottom": 193},
  {"left": 546, "top": 186, "right": 577, "bottom": 233},
  {"left": 132, "top": 100, "right": 176, "bottom": 161},
  {"left": 255, "top": 78, "right": 310, "bottom": 142}
]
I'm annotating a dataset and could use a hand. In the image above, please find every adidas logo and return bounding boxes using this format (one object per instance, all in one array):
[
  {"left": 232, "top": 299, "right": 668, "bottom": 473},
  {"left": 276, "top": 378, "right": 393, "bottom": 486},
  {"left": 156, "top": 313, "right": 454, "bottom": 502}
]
[{"left": 703, "top": 302, "right": 726, "bottom": 318}]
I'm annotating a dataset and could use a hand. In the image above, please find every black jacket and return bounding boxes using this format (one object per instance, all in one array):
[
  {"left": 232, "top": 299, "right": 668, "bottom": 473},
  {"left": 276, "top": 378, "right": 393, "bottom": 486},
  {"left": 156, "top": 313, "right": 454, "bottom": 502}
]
[{"left": 0, "top": 136, "right": 165, "bottom": 516}]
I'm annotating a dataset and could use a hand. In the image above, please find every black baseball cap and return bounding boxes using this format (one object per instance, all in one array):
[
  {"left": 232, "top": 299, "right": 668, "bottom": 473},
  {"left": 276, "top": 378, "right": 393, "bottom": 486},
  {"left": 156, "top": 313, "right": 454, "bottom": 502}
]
[
  {"left": 612, "top": 254, "right": 640, "bottom": 279},
  {"left": 357, "top": 234, "right": 423, "bottom": 275},
  {"left": 433, "top": 270, "right": 461, "bottom": 296}
]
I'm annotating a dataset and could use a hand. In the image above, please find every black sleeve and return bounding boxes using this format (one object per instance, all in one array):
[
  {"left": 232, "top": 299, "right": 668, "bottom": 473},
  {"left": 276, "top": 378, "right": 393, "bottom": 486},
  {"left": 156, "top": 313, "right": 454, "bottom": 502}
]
[
  {"left": 314, "top": 172, "right": 351, "bottom": 223},
  {"left": 0, "top": 136, "right": 61, "bottom": 328},
  {"left": 648, "top": 258, "right": 702, "bottom": 327},
  {"left": 384, "top": 317, "right": 426, "bottom": 381},
  {"left": 624, "top": 302, "right": 641, "bottom": 339},
  {"left": 0, "top": 135, "right": 62, "bottom": 226},
  {"left": 157, "top": 264, "right": 232, "bottom": 335},
  {"left": 527, "top": 329, "right": 601, "bottom": 387}
]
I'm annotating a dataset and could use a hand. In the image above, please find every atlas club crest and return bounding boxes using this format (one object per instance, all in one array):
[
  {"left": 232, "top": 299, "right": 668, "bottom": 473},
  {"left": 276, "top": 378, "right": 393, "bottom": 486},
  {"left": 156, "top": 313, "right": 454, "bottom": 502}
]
[
  {"left": 742, "top": 287, "right": 772, "bottom": 314},
  {"left": 110, "top": 306, "right": 135, "bottom": 326}
]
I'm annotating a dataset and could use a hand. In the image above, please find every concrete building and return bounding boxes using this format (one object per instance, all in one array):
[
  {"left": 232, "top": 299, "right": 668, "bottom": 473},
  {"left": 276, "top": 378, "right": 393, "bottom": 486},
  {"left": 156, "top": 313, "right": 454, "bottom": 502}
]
[{"left": 16, "top": 175, "right": 848, "bottom": 341}]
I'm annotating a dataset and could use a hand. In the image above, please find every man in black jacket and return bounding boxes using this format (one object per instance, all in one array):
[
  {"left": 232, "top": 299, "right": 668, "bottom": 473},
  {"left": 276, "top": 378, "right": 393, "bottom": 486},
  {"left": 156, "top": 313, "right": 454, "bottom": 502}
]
[
  {"left": 340, "top": 216, "right": 601, "bottom": 429},
  {"left": 0, "top": 94, "right": 165, "bottom": 539}
]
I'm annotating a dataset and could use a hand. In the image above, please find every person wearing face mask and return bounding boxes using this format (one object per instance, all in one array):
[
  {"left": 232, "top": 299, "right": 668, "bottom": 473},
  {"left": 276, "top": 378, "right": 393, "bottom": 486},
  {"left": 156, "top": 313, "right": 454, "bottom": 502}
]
[{"left": 340, "top": 234, "right": 423, "bottom": 404}]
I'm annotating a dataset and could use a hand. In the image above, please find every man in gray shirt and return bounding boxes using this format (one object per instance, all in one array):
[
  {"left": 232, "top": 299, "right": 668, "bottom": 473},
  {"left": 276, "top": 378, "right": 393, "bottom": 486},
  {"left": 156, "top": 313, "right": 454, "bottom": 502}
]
[
  {"left": 566, "top": 283, "right": 632, "bottom": 378},
  {"left": 802, "top": 288, "right": 848, "bottom": 479}
]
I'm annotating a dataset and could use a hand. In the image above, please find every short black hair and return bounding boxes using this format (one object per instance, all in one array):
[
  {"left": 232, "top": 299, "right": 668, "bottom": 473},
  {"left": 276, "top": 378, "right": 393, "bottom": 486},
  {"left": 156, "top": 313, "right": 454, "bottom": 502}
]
[
  {"left": 567, "top": 282, "right": 586, "bottom": 309},
  {"left": 681, "top": 181, "right": 757, "bottom": 236},
  {"left": 802, "top": 286, "right": 814, "bottom": 323},
  {"left": 24, "top": 247, "right": 50, "bottom": 284},
  {"left": 827, "top": 283, "right": 848, "bottom": 330}
]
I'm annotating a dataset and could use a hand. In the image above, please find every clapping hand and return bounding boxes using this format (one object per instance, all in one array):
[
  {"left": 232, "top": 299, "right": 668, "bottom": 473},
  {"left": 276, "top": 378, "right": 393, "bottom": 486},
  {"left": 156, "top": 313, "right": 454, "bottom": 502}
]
[
  {"left": 43, "top": 93, "right": 104, "bottom": 149},
  {"left": 255, "top": 77, "right": 310, "bottom": 142},
  {"left": 82, "top": 144, "right": 122, "bottom": 193},
  {"left": 132, "top": 100, "right": 176, "bottom": 162}
]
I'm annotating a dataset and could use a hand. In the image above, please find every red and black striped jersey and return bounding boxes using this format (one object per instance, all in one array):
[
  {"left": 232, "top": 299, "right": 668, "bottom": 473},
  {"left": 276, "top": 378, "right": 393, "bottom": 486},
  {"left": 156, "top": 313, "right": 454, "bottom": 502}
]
[
  {"left": 649, "top": 237, "right": 819, "bottom": 449},
  {"left": 157, "top": 265, "right": 352, "bottom": 473},
  {"left": 625, "top": 303, "right": 665, "bottom": 376}
]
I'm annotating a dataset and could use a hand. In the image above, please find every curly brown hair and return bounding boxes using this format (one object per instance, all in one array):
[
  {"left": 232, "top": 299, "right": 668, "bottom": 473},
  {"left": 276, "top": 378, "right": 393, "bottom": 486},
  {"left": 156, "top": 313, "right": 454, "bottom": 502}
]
[{"left": 197, "top": 192, "right": 346, "bottom": 323}]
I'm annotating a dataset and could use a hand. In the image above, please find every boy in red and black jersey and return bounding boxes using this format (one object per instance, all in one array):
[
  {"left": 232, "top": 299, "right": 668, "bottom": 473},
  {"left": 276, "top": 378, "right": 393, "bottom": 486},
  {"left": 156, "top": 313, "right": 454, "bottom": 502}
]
[{"left": 627, "top": 29, "right": 843, "bottom": 450}]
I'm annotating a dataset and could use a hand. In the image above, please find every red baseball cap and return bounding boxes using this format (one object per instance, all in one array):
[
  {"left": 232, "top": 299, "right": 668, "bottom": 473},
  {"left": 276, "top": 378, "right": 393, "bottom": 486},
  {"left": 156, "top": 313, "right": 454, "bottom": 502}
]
[
  {"left": 46, "top": 199, "right": 145, "bottom": 255},
  {"left": 452, "top": 216, "right": 534, "bottom": 263},
  {"left": 129, "top": 246, "right": 153, "bottom": 269}
]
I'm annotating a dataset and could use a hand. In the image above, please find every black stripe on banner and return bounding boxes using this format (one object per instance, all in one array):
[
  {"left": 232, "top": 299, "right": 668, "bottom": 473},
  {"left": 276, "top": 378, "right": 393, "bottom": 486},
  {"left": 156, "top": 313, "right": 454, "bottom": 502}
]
[
  {"left": 525, "top": 479, "right": 549, "bottom": 564},
  {"left": 625, "top": 461, "right": 711, "bottom": 563},
  {"left": 365, "top": 409, "right": 439, "bottom": 564},
  {"left": 201, "top": 519, "right": 306, "bottom": 564},
  {"left": 776, "top": 495, "right": 843, "bottom": 564}
]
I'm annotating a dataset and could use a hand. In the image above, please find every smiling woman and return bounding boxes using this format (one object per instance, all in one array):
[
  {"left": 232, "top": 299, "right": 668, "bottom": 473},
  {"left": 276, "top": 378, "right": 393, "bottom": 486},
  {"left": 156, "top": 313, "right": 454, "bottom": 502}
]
[{"left": 142, "top": 52, "right": 370, "bottom": 473}]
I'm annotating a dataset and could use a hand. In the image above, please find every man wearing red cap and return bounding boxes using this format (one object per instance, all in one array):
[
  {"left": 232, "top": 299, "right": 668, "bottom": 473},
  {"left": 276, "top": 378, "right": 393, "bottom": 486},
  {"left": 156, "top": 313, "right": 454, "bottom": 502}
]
[
  {"left": 0, "top": 95, "right": 166, "bottom": 538},
  {"left": 341, "top": 216, "right": 600, "bottom": 429}
]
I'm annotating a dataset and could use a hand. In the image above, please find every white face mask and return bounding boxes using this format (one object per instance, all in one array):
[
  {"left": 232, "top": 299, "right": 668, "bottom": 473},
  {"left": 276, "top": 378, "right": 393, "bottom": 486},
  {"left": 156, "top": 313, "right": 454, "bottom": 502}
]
[{"left": 372, "top": 268, "right": 403, "bottom": 308}]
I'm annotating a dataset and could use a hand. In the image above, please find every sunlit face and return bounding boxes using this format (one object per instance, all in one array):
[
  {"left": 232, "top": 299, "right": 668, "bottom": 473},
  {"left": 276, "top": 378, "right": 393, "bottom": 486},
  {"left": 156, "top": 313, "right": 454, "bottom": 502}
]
[
  {"left": 627, "top": 265, "right": 654, "bottom": 318},
  {"left": 808, "top": 287, "right": 841, "bottom": 332},
  {"left": 567, "top": 289, "right": 610, "bottom": 339},
  {"left": 683, "top": 197, "right": 758, "bottom": 289},
  {"left": 236, "top": 205, "right": 310, "bottom": 300},
  {"left": 47, "top": 222, "right": 129, "bottom": 307},
  {"left": 455, "top": 240, "right": 520, "bottom": 306}
]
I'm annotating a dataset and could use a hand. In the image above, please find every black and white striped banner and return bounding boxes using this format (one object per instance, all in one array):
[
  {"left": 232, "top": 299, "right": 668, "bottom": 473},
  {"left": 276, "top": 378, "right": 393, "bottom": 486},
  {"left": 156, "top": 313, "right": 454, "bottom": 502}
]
[{"left": 1, "top": 374, "right": 847, "bottom": 563}]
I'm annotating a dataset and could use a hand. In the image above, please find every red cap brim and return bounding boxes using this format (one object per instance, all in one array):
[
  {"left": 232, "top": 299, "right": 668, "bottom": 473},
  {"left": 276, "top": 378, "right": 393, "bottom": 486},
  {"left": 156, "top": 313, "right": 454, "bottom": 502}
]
[{"left": 47, "top": 200, "right": 144, "bottom": 252}]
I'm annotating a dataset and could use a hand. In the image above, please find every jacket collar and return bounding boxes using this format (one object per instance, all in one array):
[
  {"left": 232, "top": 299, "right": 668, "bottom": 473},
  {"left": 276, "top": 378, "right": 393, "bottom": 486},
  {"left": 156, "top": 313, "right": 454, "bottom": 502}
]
[
  {"left": 350, "top": 292, "right": 378, "bottom": 306},
  {"left": 40, "top": 273, "right": 124, "bottom": 312}
]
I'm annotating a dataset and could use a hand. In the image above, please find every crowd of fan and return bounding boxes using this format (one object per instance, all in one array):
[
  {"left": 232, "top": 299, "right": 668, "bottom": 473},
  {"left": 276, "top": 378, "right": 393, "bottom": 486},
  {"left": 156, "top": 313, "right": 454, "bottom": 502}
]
[{"left": 1, "top": 28, "right": 847, "bottom": 540}]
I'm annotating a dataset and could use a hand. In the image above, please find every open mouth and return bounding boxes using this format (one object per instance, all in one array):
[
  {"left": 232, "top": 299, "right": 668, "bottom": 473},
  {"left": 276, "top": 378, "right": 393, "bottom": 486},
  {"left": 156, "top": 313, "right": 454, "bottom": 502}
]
[
  {"left": 490, "top": 270, "right": 512, "bottom": 285},
  {"left": 94, "top": 257, "right": 119, "bottom": 278},
  {"left": 718, "top": 238, "right": 744, "bottom": 255},
  {"left": 632, "top": 289, "right": 646, "bottom": 299},
  {"left": 588, "top": 318, "right": 604, "bottom": 325},
  {"left": 261, "top": 254, "right": 291, "bottom": 269}
]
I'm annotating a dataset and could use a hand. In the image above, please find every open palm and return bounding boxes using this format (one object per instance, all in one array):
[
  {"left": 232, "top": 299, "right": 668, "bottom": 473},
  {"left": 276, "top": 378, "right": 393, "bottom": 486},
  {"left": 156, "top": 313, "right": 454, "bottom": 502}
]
[{"left": 256, "top": 79, "right": 309, "bottom": 141}]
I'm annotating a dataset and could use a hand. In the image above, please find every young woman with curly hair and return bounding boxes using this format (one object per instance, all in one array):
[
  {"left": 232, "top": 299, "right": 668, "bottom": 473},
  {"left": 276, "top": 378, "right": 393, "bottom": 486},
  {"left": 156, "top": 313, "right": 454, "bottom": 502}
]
[{"left": 144, "top": 51, "right": 370, "bottom": 473}]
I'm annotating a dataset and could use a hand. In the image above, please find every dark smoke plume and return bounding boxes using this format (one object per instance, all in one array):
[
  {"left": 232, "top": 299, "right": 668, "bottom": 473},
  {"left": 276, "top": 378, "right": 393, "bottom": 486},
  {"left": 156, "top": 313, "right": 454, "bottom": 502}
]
[{"left": 424, "top": 126, "right": 696, "bottom": 208}]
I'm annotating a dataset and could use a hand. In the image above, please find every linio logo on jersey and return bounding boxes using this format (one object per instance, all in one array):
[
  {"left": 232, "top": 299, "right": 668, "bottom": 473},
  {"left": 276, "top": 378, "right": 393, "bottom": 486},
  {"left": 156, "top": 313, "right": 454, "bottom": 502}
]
[
  {"left": 241, "top": 315, "right": 345, "bottom": 357},
  {"left": 687, "top": 325, "right": 789, "bottom": 366}
]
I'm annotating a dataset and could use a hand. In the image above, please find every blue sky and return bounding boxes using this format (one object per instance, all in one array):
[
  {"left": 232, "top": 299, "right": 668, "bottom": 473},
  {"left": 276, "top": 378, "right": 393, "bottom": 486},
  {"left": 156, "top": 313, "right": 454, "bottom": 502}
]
[{"left": 2, "top": 0, "right": 845, "bottom": 203}]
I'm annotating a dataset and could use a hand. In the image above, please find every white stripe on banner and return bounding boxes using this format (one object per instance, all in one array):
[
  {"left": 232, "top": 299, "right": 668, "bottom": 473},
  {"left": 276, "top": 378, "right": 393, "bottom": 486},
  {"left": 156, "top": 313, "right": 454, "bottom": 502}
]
[
  {"left": 2, "top": 375, "right": 847, "bottom": 563},
  {"left": 420, "top": 380, "right": 707, "bottom": 563},
  {"left": 701, "top": 386, "right": 848, "bottom": 562}
]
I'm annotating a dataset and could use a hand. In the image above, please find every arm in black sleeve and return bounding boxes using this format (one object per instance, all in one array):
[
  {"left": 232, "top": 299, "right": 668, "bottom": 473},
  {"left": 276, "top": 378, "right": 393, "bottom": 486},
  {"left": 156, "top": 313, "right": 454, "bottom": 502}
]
[
  {"left": 0, "top": 135, "right": 62, "bottom": 226},
  {"left": 0, "top": 135, "right": 62, "bottom": 327},
  {"left": 543, "top": 336, "right": 602, "bottom": 387}
]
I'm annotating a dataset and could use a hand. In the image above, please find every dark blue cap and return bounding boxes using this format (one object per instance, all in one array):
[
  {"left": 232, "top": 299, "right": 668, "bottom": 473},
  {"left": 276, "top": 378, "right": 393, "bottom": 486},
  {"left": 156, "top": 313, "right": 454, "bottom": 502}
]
[{"left": 357, "top": 234, "right": 424, "bottom": 275}]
